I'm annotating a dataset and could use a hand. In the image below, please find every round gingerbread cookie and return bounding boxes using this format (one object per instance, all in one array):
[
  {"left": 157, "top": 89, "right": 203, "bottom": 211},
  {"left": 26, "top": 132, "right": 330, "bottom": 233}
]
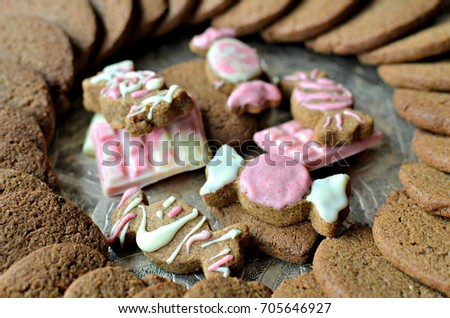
[
  {"left": 0, "top": 106, "right": 47, "bottom": 152},
  {"left": 152, "top": 0, "right": 197, "bottom": 37},
  {"left": 272, "top": 272, "right": 326, "bottom": 298},
  {"left": 2, "top": 0, "right": 97, "bottom": 71},
  {"left": 313, "top": 225, "right": 443, "bottom": 297},
  {"left": 161, "top": 59, "right": 258, "bottom": 146},
  {"left": 133, "top": 281, "right": 187, "bottom": 298},
  {"left": 306, "top": 0, "right": 442, "bottom": 55},
  {"left": 359, "top": 21, "right": 450, "bottom": 65},
  {"left": 0, "top": 243, "right": 108, "bottom": 298},
  {"left": 393, "top": 89, "right": 450, "bottom": 136},
  {"left": 290, "top": 77, "right": 353, "bottom": 128},
  {"left": 188, "top": 0, "right": 236, "bottom": 25},
  {"left": 128, "top": 0, "right": 167, "bottom": 42},
  {"left": 373, "top": 190, "right": 450, "bottom": 296},
  {"left": 0, "top": 60, "right": 55, "bottom": 143},
  {"left": 0, "top": 15, "right": 74, "bottom": 96},
  {"left": 261, "top": 0, "right": 358, "bottom": 43},
  {"left": 64, "top": 267, "right": 147, "bottom": 298},
  {"left": 412, "top": 129, "right": 450, "bottom": 173},
  {"left": 211, "top": 0, "right": 293, "bottom": 37},
  {"left": 206, "top": 38, "right": 263, "bottom": 94},
  {"left": 378, "top": 62, "right": 450, "bottom": 92},
  {"left": 399, "top": 162, "right": 450, "bottom": 218},
  {"left": 90, "top": 0, "right": 135, "bottom": 63},
  {"left": 0, "top": 190, "right": 109, "bottom": 274},
  {"left": 0, "top": 137, "right": 58, "bottom": 188},
  {"left": 141, "top": 273, "right": 170, "bottom": 286},
  {"left": 0, "top": 169, "right": 50, "bottom": 197},
  {"left": 184, "top": 277, "right": 272, "bottom": 298}
]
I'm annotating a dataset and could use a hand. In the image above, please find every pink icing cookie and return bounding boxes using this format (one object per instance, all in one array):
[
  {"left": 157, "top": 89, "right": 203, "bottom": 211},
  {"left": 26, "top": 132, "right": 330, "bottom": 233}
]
[
  {"left": 90, "top": 107, "right": 209, "bottom": 196},
  {"left": 239, "top": 153, "right": 312, "bottom": 210},
  {"left": 293, "top": 78, "right": 353, "bottom": 111},
  {"left": 283, "top": 69, "right": 324, "bottom": 82},
  {"left": 206, "top": 38, "right": 262, "bottom": 83},
  {"left": 253, "top": 120, "right": 383, "bottom": 170},
  {"left": 227, "top": 80, "right": 282, "bottom": 114},
  {"left": 191, "top": 27, "right": 236, "bottom": 50}
]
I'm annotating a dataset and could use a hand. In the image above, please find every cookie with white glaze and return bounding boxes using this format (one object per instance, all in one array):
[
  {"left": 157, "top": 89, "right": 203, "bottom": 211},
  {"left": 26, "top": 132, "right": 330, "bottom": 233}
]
[
  {"left": 279, "top": 69, "right": 327, "bottom": 100},
  {"left": 189, "top": 27, "right": 237, "bottom": 56}
]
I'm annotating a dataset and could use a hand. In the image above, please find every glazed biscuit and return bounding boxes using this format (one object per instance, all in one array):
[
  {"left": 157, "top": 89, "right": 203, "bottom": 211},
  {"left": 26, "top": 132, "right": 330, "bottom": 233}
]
[
  {"left": 64, "top": 267, "right": 147, "bottom": 298},
  {"left": 0, "top": 169, "right": 50, "bottom": 197},
  {"left": 184, "top": 277, "right": 272, "bottom": 298},
  {"left": 2, "top": 0, "right": 97, "bottom": 71},
  {"left": 378, "top": 62, "right": 450, "bottom": 92},
  {"left": 261, "top": 0, "right": 358, "bottom": 43},
  {"left": 272, "top": 273, "right": 326, "bottom": 298},
  {"left": 279, "top": 69, "right": 327, "bottom": 100},
  {"left": 189, "top": 27, "right": 237, "bottom": 56},
  {"left": 399, "top": 162, "right": 450, "bottom": 218},
  {"left": 306, "top": 0, "right": 442, "bottom": 55},
  {"left": 393, "top": 89, "right": 450, "bottom": 136},
  {"left": 0, "top": 15, "right": 74, "bottom": 96},
  {"left": 211, "top": 0, "right": 293, "bottom": 37},
  {"left": 359, "top": 21, "right": 450, "bottom": 65},
  {"left": 0, "top": 244, "right": 108, "bottom": 298},
  {"left": 0, "top": 190, "right": 108, "bottom": 274},
  {"left": 313, "top": 225, "right": 444, "bottom": 297},
  {"left": 0, "top": 60, "right": 55, "bottom": 143},
  {"left": 373, "top": 190, "right": 450, "bottom": 296},
  {"left": 412, "top": 129, "right": 450, "bottom": 173}
]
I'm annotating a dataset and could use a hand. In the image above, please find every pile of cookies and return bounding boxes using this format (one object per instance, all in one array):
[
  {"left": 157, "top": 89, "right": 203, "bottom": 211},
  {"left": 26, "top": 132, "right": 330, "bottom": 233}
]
[{"left": 1, "top": 0, "right": 449, "bottom": 298}]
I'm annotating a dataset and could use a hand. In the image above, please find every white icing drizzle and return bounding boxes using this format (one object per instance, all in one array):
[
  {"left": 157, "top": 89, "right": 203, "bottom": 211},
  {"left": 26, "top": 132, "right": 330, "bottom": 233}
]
[
  {"left": 120, "top": 197, "right": 142, "bottom": 217},
  {"left": 215, "top": 267, "right": 230, "bottom": 278},
  {"left": 210, "top": 248, "right": 232, "bottom": 260},
  {"left": 201, "top": 229, "right": 241, "bottom": 248},
  {"left": 306, "top": 174, "right": 350, "bottom": 223},
  {"left": 163, "top": 196, "right": 176, "bottom": 208},
  {"left": 90, "top": 60, "right": 133, "bottom": 84},
  {"left": 166, "top": 216, "right": 208, "bottom": 264},
  {"left": 136, "top": 207, "right": 199, "bottom": 252},
  {"left": 199, "top": 145, "right": 244, "bottom": 195},
  {"left": 119, "top": 221, "right": 131, "bottom": 248},
  {"left": 128, "top": 84, "right": 179, "bottom": 120},
  {"left": 109, "top": 219, "right": 121, "bottom": 236},
  {"left": 156, "top": 210, "right": 163, "bottom": 219}
]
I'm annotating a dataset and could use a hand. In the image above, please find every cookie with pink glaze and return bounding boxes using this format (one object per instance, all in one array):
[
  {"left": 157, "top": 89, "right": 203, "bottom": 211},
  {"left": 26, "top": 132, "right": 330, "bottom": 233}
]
[
  {"left": 314, "top": 109, "right": 374, "bottom": 146},
  {"left": 291, "top": 77, "right": 353, "bottom": 128},
  {"left": 279, "top": 69, "right": 327, "bottom": 100},
  {"left": 107, "top": 188, "right": 250, "bottom": 279},
  {"left": 206, "top": 38, "right": 263, "bottom": 95},
  {"left": 200, "top": 148, "right": 351, "bottom": 236},
  {"left": 189, "top": 27, "right": 237, "bottom": 56},
  {"left": 227, "top": 80, "right": 281, "bottom": 114}
]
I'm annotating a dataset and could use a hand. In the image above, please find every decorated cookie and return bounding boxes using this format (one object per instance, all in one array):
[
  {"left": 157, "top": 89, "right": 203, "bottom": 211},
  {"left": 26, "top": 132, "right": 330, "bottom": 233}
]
[
  {"left": 261, "top": 0, "right": 358, "bottom": 43},
  {"left": 378, "top": 62, "right": 450, "bottom": 92},
  {"left": 133, "top": 281, "right": 187, "bottom": 298},
  {"left": 359, "top": 21, "right": 450, "bottom": 65},
  {"left": 291, "top": 76, "right": 353, "bottom": 128},
  {"left": 393, "top": 89, "right": 450, "bottom": 136},
  {"left": 0, "top": 243, "right": 108, "bottom": 298},
  {"left": 306, "top": 0, "right": 442, "bottom": 55},
  {"left": 399, "top": 162, "right": 449, "bottom": 218},
  {"left": 313, "top": 225, "right": 444, "bottom": 297},
  {"left": 107, "top": 188, "right": 250, "bottom": 278},
  {"left": 0, "top": 60, "right": 55, "bottom": 144},
  {"left": 412, "top": 129, "right": 450, "bottom": 173},
  {"left": 64, "top": 267, "right": 147, "bottom": 298},
  {"left": 314, "top": 109, "right": 374, "bottom": 146},
  {"left": 210, "top": 203, "right": 319, "bottom": 264},
  {"left": 253, "top": 120, "right": 383, "bottom": 170},
  {"left": 128, "top": 0, "right": 167, "bottom": 42},
  {"left": 189, "top": 27, "right": 237, "bottom": 56},
  {"left": 272, "top": 272, "right": 326, "bottom": 298},
  {"left": 279, "top": 69, "right": 327, "bottom": 100},
  {"left": 373, "top": 190, "right": 449, "bottom": 296},
  {"left": 83, "top": 60, "right": 135, "bottom": 112},
  {"left": 0, "top": 190, "right": 108, "bottom": 274},
  {"left": 188, "top": 0, "right": 236, "bottom": 25},
  {"left": 201, "top": 148, "right": 351, "bottom": 236},
  {"left": 206, "top": 38, "right": 263, "bottom": 95},
  {"left": 227, "top": 80, "right": 281, "bottom": 114},
  {"left": 90, "top": 106, "right": 209, "bottom": 196},
  {"left": 0, "top": 169, "right": 50, "bottom": 197},
  {"left": 211, "top": 0, "right": 293, "bottom": 37},
  {"left": 184, "top": 277, "right": 272, "bottom": 298},
  {"left": 161, "top": 60, "right": 258, "bottom": 146}
]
